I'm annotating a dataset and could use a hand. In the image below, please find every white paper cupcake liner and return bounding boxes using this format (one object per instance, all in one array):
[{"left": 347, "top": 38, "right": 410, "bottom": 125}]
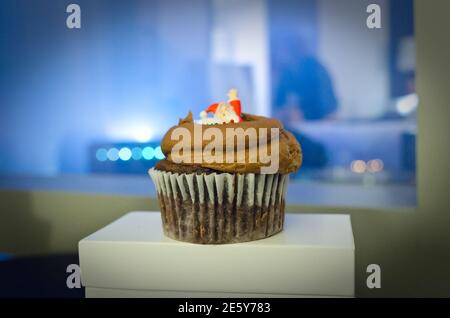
[{"left": 149, "top": 168, "right": 288, "bottom": 244}]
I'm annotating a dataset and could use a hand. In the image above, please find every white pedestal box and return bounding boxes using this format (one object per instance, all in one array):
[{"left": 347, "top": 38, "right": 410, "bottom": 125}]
[{"left": 78, "top": 211, "right": 354, "bottom": 297}]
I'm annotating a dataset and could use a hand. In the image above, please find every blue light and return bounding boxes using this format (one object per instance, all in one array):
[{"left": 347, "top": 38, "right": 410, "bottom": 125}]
[
  {"left": 154, "top": 146, "right": 165, "bottom": 160},
  {"left": 107, "top": 148, "right": 119, "bottom": 161},
  {"left": 118, "top": 147, "right": 132, "bottom": 161},
  {"left": 131, "top": 147, "right": 142, "bottom": 160},
  {"left": 96, "top": 148, "right": 108, "bottom": 162},
  {"left": 142, "top": 146, "right": 154, "bottom": 160}
]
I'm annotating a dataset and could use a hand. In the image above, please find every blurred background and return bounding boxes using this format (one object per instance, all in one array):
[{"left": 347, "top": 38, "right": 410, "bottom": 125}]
[
  {"left": 5, "top": 0, "right": 450, "bottom": 299},
  {"left": 0, "top": 0, "right": 416, "bottom": 204}
]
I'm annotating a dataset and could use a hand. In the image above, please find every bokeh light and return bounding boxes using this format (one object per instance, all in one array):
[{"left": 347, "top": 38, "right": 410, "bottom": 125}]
[
  {"left": 367, "top": 159, "right": 384, "bottom": 173},
  {"left": 118, "top": 147, "right": 132, "bottom": 161},
  {"left": 131, "top": 147, "right": 142, "bottom": 160},
  {"left": 154, "top": 146, "right": 165, "bottom": 160},
  {"left": 350, "top": 160, "right": 366, "bottom": 174},
  {"left": 107, "top": 148, "right": 119, "bottom": 161},
  {"left": 396, "top": 93, "right": 418, "bottom": 115},
  {"left": 142, "top": 146, "right": 154, "bottom": 160},
  {"left": 96, "top": 148, "right": 108, "bottom": 162}
]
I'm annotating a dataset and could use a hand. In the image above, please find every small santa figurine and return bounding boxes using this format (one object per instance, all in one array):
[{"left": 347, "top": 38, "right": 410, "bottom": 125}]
[{"left": 195, "top": 89, "right": 243, "bottom": 125}]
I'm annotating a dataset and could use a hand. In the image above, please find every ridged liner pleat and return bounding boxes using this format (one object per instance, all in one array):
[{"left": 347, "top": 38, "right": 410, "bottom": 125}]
[{"left": 149, "top": 168, "right": 288, "bottom": 244}]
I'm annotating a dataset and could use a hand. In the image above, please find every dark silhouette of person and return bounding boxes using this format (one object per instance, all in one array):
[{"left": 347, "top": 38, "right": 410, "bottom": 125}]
[
  {"left": 274, "top": 56, "right": 338, "bottom": 121},
  {"left": 272, "top": 32, "right": 338, "bottom": 169}
]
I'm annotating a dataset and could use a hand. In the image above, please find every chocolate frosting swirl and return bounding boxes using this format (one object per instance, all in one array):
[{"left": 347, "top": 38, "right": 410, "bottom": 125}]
[{"left": 158, "top": 112, "right": 302, "bottom": 174}]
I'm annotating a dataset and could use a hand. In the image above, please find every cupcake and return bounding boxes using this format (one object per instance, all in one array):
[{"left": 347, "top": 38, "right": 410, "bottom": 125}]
[{"left": 149, "top": 89, "right": 302, "bottom": 244}]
